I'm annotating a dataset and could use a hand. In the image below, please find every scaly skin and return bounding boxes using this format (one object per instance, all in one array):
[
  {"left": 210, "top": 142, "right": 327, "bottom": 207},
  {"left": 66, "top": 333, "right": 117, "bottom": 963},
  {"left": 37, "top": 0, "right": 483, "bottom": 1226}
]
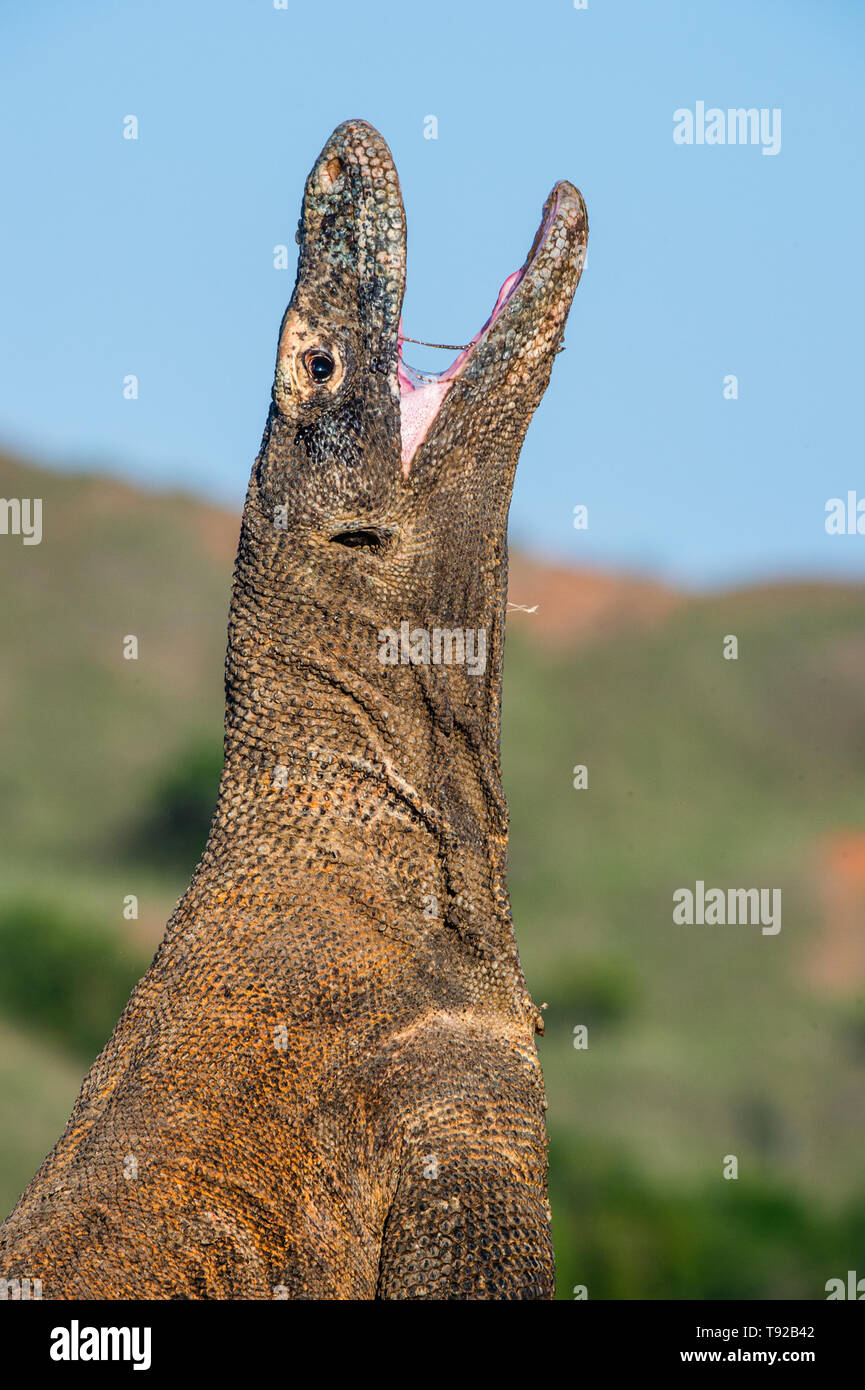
[{"left": 0, "top": 120, "right": 587, "bottom": 1300}]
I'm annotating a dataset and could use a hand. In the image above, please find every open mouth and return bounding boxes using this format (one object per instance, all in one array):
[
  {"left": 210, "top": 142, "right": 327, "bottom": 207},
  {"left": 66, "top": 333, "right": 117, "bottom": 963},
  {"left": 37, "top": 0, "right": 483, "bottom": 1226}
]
[{"left": 396, "top": 188, "right": 563, "bottom": 472}]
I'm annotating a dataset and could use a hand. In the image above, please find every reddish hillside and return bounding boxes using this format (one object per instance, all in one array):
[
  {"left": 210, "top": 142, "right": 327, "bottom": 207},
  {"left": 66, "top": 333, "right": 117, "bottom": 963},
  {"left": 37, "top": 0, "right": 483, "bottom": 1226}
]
[{"left": 506, "top": 551, "right": 684, "bottom": 647}]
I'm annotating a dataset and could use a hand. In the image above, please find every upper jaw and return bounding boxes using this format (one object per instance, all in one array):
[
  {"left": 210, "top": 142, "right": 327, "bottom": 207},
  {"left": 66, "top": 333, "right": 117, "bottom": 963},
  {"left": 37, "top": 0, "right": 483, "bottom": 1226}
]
[{"left": 295, "top": 119, "right": 407, "bottom": 386}]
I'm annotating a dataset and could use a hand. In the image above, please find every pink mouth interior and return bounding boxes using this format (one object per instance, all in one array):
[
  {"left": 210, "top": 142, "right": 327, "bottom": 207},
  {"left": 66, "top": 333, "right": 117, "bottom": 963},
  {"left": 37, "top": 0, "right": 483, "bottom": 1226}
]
[
  {"left": 397, "top": 192, "right": 558, "bottom": 473},
  {"left": 397, "top": 270, "right": 522, "bottom": 473}
]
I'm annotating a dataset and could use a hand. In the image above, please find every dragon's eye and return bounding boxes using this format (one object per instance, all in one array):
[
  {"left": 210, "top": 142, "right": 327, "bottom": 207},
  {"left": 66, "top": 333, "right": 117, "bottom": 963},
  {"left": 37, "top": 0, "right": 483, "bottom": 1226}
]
[{"left": 305, "top": 350, "right": 335, "bottom": 384}]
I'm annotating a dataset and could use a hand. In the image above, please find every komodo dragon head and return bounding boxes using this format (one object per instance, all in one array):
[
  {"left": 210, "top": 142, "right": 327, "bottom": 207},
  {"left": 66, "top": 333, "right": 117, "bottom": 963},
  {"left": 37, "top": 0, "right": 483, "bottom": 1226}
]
[{"left": 227, "top": 120, "right": 588, "bottom": 955}]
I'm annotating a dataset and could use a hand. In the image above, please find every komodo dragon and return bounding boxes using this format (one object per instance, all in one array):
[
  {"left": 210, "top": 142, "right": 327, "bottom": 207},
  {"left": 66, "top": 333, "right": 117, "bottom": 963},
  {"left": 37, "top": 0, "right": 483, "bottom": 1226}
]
[{"left": 1, "top": 120, "right": 587, "bottom": 1300}]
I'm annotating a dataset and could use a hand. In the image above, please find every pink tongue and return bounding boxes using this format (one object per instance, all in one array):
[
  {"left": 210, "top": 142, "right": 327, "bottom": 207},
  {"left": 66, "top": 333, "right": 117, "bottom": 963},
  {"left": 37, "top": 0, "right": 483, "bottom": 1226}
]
[
  {"left": 397, "top": 267, "right": 523, "bottom": 472},
  {"left": 399, "top": 378, "right": 452, "bottom": 470}
]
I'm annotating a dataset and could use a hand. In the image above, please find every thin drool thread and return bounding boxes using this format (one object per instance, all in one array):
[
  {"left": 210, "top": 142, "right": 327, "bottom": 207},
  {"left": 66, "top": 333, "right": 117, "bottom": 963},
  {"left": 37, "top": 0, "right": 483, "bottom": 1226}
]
[
  {"left": 400, "top": 335, "right": 471, "bottom": 351},
  {"left": 399, "top": 333, "right": 473, "bottom": 384}
]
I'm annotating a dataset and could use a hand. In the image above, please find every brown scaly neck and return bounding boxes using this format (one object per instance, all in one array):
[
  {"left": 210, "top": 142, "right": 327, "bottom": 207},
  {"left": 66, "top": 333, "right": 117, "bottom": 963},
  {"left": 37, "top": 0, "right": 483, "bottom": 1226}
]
[{"left": 194, "top": 484, "right": 519, "bottom": 972}]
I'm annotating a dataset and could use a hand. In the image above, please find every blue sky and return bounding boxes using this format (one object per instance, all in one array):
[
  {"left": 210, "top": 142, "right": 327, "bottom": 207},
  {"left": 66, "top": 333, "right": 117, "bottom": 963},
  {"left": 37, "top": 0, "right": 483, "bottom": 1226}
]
[{"left": 1, "top": 0, "right": 862, "bottom": 588}]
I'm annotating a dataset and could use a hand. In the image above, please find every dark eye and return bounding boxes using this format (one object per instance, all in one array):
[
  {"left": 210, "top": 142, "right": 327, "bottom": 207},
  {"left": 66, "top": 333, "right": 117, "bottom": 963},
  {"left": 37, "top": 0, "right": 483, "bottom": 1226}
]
[{"left": 305, "top": 350, "right": 335, "bottom": 384}]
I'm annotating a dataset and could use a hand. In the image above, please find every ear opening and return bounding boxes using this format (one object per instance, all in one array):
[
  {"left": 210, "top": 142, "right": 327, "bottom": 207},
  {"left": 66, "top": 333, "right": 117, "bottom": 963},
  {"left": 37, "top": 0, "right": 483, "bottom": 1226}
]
[{"left": 329, "top": 526, "right": 391, "bottom": 553}]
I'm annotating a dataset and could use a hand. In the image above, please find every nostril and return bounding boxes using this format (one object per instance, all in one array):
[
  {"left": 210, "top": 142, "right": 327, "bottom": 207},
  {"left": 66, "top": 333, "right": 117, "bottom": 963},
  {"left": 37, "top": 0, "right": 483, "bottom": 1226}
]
[{"left": 319, "top": 156, "right": 344, "bottom": 194}]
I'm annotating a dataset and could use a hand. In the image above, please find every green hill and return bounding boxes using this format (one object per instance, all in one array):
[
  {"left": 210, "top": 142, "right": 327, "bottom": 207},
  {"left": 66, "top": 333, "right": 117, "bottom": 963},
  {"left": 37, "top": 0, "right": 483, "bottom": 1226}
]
[{"left": 2, "top": 449, "right": 864, "bottom": 1299}]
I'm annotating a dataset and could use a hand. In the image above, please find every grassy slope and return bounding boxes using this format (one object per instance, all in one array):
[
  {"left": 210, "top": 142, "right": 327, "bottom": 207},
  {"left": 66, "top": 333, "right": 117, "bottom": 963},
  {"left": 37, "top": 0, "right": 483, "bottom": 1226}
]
[
  {"left": 0, "top": 453, "right": 231, "bottom": 862},
  {"left": 502, "top": 594, "right": 865, "bottom": 1293},
  {"left": 2, "top": 452, "right": 864, "bottom": 1297}
]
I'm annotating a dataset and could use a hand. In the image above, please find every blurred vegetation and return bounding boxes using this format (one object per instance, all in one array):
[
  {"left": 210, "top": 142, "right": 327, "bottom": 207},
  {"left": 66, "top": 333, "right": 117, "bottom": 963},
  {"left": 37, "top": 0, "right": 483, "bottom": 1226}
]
[
  {"left": 540, "top": 955, "right": 639, "bottom": 1031},
  {"left": 2, "top": 452, "right": 865, "bottom": 1297},
  {"left": 549, "top": 1138, "right": 865, "bottom": 1299},
  {"left": 133, "top": 741, "right": 223, "bottom": 867},
  {"left": 0, "top": 901, "right": 147, "bottom": 1060}
]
